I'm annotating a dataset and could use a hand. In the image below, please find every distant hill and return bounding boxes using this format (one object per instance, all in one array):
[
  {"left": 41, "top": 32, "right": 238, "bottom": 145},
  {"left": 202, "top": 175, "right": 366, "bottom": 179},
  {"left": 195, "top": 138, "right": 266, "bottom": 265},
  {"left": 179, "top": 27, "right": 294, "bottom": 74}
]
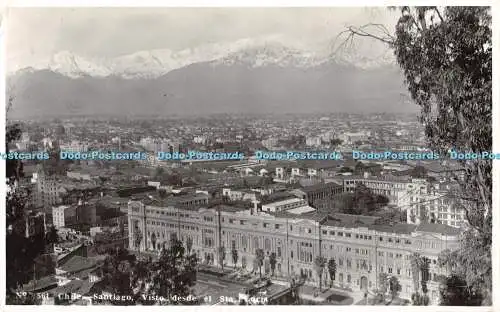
[{"left": 7, "top": 42, "right": 417, "bottom": 119}]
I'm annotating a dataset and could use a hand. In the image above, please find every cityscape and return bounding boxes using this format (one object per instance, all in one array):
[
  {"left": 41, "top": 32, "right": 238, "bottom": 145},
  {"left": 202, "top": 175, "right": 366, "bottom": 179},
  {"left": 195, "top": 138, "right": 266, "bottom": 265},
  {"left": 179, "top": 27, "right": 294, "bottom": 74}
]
[{"left": 4, "top": 6, "right": 492, "bottom": 307}]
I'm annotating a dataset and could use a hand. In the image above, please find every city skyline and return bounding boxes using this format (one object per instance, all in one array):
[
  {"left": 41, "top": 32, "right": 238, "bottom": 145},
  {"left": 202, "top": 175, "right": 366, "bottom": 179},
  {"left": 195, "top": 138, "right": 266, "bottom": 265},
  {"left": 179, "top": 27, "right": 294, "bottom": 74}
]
[{"left": 4, "top": 5, "right": 493, "bottom": 308}]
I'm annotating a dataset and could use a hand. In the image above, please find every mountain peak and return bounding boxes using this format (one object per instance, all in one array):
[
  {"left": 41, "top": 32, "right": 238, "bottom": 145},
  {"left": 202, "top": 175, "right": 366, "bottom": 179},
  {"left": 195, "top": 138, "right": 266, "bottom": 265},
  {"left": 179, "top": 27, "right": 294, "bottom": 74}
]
[{"left": 10, "top": 38, "right": 396, "bottom": 79}]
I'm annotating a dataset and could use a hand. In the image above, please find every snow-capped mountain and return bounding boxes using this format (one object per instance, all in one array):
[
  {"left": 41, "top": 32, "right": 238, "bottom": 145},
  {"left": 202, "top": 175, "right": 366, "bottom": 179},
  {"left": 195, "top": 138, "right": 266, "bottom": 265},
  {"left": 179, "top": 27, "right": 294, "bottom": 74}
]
[{"left": 9, "top": 38, "right": 396, "bottom": 79}]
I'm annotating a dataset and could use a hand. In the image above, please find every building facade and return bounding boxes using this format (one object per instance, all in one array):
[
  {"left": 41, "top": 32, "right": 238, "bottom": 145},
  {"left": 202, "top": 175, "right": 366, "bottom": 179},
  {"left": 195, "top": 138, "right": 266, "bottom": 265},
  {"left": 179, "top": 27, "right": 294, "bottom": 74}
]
[{"left": 128, "top": 200, "right": 460, "bottom": 304}]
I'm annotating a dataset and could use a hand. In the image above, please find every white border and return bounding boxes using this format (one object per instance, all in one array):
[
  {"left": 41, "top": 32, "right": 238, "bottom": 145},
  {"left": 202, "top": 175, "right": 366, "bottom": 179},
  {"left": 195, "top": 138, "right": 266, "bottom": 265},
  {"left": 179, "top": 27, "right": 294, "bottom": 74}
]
[{"left": 0, "top": 1, "right": 498, "bottom": 312}]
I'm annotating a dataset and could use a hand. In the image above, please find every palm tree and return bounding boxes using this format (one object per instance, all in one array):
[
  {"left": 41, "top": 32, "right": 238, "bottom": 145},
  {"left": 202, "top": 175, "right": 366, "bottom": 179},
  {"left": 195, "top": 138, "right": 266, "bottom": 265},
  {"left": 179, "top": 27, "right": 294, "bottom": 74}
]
[
  {"left": 314, "top": 256, "right": 327, "bottom": 291},
  {"left": 389, "top": 276, "right": 402, "bottom": 300},
  {"left": 231, "top": 249, "right": 238, "bottom": 269},
  {"left": 410, "top": 253, "right": 424, "bottom": 294},
  {"left": 327, "top": 258, "right": 337, "bottom": 288},
  {"left": 269, "top": 252, "right": 277, "bottom": 276},
  {"left": 218, "top": 246, "right": 226, "bottom": 271},
  {"left": 255, "top": 249, "right": 265, "bottom": 277},
  {"left": 133, "top": 227, "right": 143, "bottom": 252},
  {"left": 186, "top": 236, "right": 193, "bottom": 254},
  {"left": 150, "top": 233, "right": 157, "bottom": 251}
]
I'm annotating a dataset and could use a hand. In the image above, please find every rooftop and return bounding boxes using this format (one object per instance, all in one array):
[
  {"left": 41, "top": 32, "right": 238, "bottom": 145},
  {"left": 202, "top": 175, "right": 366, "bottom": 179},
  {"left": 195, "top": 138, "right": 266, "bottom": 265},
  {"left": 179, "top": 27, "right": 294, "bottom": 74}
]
[
  {"left": 58, "top": 256, "right": 98, "bottom": 274},
  {"left": 262, "top": 197, "right": 306, "bottom": 208},
  {"left": 300, "top": 182, "right": 342, "bottom": 192},
  {"left": 286, "top": 205, "right": 317, "bottom": 215},
  {"left": 414, "top": 222, "right": 462, "bottom": 235}
]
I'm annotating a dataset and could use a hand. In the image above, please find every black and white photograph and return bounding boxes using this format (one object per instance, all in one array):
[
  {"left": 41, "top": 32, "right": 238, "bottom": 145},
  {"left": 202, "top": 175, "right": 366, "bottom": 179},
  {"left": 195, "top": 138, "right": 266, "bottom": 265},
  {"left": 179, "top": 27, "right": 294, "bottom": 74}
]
[{"left": 2, "top": 4, "right": 494, "bottom": 307}]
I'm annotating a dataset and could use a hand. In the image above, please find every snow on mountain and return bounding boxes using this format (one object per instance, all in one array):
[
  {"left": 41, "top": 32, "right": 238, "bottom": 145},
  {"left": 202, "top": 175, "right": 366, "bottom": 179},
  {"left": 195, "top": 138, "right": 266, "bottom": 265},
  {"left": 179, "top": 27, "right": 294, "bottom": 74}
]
[
  {"left": 36, "top": 51, "right": 112, "bottom": 78},
  {"left": 10, "top": 38, "right": 396, "bottom": 79}
]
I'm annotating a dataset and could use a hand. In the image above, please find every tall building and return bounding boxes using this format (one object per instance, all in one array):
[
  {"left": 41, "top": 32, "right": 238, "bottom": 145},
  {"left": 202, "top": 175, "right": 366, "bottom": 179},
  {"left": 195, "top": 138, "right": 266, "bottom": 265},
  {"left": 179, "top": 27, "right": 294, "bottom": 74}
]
[{"left": 31, "top": 170, "right": 66, "bottom": 211}]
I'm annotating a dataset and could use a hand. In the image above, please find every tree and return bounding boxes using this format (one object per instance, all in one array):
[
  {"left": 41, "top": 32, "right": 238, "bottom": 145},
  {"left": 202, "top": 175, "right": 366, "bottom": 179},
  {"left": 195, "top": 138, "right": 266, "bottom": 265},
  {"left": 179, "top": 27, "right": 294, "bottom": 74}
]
[
  {"left": 440, "top": 275, "right": 482, "bottom": 306},
  {"left": 269, "top": 252, "right": 277, "bottom": 276},
  {"left": 231, "top": 249, "right": 238, "bottom": 269},
  {"left": 389, "top": 276, "right": 402, "bottom": 299},
  {"left": 158, "top": 188, "right": 168, "bottom": 199},
  {"left": 313, "top": 256, "right": 327, "bottom": 291},
  {"left": 133, "top": 226, "right": 143, "bottom": 251},
  {"left": 410, "top": 253, "right": 425, "bottom": 294},
  {"left": 338, "top": 7, "right": 492, "bottom": 304},
  {"left": 5, "top": 106, "right": 51, "bottom": 303},
  {"left": 412, "top": 292, "right": 430, "bottom": 306},
  {"left": 255, "top": 249, "right": 265, "bottom": 277},
  {"left": 99, "top": 248, "right": 136, "bottom": 305},
  {"left": 186, "top": 236, "right": 193, "bottom": 254},
  {"left": 329, "top": 138, "right": 343, "bottom": 147},
  {"left": 147, "top": 239, "right": 197, "bottom": 304},
  {"left": 378, "top": 272, "right": 389, "bottom": 297},
  {"left": 150, "top": 233, "right": 157, "bottom": 251},
  {"left": 218, "top": 246, "right": 226, "bottom": 271},
  {"left": 327, "top": 258, "right": 337, "bottom": 288},
  {"left": 45, "top": 226, "right": 59, "bottom": 252}
]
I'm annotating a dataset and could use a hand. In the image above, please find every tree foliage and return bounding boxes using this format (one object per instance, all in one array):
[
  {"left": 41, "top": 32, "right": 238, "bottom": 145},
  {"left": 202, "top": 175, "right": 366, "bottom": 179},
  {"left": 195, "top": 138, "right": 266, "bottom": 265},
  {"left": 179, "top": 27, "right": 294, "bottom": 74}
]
[
  {"left": 5, "top": 101, "right": 51, "bottom": 303},
  {"left": 313, "top": 256, "right": 327, "bottom": 291},
  {"left": 335, "top": 183, "right": 388, "bottom": 215},
  {"left": 338, "top": 7, "right": 492, "bottom": 305},
  {"left": 327, "top": 258, "right": 337, "bottom": 287},
  {"left": 269, "top": 252, "right": 277, "bottom": 276},
  {"left": 99, "top": 248, "right": 137, "bottom": 305},
  {"left": 148, "top": 239, "right": 197, "bottom": 304},
  {"left": 231, "top": 249, "right": 239, "bottom": 269},
  {"left": 439, "top": 275, "right": 482, "bottom": 306},
  {"left": 389, "top": 276, "right": 402, "bottom": 299},
  {"left": 255, "top": 249, "right": 265, "bottom": 277}
]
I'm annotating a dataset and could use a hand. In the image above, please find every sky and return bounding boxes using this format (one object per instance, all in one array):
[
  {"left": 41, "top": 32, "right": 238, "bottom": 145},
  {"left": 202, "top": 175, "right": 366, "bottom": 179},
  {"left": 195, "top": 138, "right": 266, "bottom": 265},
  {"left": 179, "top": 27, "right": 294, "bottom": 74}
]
[{"left": 5, "top": 7, "right": 399, "bottom": 70}]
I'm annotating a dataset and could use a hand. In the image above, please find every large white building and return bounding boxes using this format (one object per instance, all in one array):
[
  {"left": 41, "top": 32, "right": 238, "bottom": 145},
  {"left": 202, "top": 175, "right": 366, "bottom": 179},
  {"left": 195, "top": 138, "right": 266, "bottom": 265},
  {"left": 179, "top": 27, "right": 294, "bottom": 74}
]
[{"left": 128, "top": 199, "right": 461, "bottom": 305}]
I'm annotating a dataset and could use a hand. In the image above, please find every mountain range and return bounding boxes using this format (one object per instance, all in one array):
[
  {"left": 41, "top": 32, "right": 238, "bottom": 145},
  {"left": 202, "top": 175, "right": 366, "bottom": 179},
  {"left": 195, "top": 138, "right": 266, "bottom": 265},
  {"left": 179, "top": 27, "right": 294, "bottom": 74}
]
[{"left": 7, "top": 39, "right": 416, "bottom": 119}]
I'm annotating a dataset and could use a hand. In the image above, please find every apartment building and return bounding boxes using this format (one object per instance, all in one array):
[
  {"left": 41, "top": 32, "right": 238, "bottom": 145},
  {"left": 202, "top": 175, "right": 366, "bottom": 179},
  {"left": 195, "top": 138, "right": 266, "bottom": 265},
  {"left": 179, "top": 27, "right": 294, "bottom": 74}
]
[
  {"left": 128, "top": 200, "right": 460, "bottom": 304},
  {"left": 32, "top": 171, "right": 67, "bottom": 211},
  {"left": 340, "top": 174, "right": 410, "bottom": 205}
]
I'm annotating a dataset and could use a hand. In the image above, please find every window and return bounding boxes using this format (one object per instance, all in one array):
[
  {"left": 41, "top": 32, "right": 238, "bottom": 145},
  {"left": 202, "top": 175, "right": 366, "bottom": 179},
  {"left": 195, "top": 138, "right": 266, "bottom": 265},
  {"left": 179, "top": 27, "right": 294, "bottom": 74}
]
[
  {"left": 265, "top": 238, "right": 271, "bottom": 251},
  {"left": 330, "top": 231, "right": 335, "bottom": 235},
  {"left": 346, "top": 233, "right": 351, "bottom": 238},
  {"left": 388, "top": 267, "right": 393, "bottom": 274},
  {"left": 322, "top": 230, "right": 327, "bottom": 235},
  {"left": 307, "top": 228, "right": 312, "bottom": 234}
]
